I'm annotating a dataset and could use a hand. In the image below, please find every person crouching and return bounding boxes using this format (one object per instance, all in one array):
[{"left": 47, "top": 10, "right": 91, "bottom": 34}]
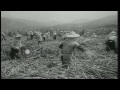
[{"left": 105, "top": 31, "right": 117, "bottom": 53}]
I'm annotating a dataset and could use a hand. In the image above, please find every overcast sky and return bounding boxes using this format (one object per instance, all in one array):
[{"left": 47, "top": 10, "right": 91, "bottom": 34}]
[{"left": 1, "top": 11, "right": 117, "bottom": 23}]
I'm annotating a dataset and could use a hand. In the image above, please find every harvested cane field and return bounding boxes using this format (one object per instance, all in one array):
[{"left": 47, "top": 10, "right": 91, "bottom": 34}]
[
  {"left": 1, "top": 12, "right": 118, "bottom": 79},
  {"left": 1, "top": 34, "right": 118, "bottom": 79}
]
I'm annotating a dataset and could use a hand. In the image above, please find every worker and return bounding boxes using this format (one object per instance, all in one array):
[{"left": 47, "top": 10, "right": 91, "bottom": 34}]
[
  {"left": 9, "top": 34, "right": 23, "bottom": 59},
  {"left": 29, "top": 31, "right": 34, "bottom": 40},
  {"left": 84, "top": 32, "right": 90, "bottom": 37},
  {"left": 59, "top": 31, "right": 85, "bottom": 69},
  {"left": 42, "top": 33, "right": 47, "bottom": 41},
  {"left": 92, "top": 33, "right": 97, "bottom": 38},
  {"left": 47, "top": 32, "right": 51, "bottom": 40},
  {"left": 53, "top": 31, "right": 57, "bottom": 40},
  {"left": 35, "top": 31, "right": 43, "bottom": 44},
  {"left": 105, "top": 31, "right": 117, "bottom": 52}
]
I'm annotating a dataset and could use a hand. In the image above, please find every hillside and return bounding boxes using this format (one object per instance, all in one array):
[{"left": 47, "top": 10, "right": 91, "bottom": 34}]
[
  {"left": 68, "top": 18, "right": 91, "bottom": 24},
  {"left": 1, "top": 14, "right": 118, "bottom": 32},
  {"left": 77, "top": 15, "right": 117, "bottom": 27},
  {"left": 53, "top": 14, "right": 117, "bottom": 29},
  {"left": 1, "top": 17, "right": 62, "bottom": 32}
]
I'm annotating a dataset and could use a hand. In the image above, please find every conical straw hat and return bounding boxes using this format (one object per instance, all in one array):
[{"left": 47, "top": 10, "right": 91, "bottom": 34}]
[
  {"left": 15, "top": 34, "right": 22, "bottom": 38},
  {"left": 64, "top": 31, "right": 80, "bottom": 38},
  {"left": 109, "top": 31, "right": 117, "bottom": 36},
  {"left": 15, "top": 34, "right": 22, "bottom": 39}
]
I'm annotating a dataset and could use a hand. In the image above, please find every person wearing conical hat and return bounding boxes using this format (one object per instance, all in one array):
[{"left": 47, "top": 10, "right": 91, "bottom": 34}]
[
  {"left": 14, "top": 34, "right": 23, "bottom": 49},
  {"left": 61, "top": 31, "right": 69, "bottom": 40},
  {"left": 105, "top": 31, "right": 117, "bottom": 52},
  {"left": 92, "top": 33, "right": 97, "bottom": 38},
  {"left": 45, "top": 32, "right": 50, "bottom": 41},
  {"left": 45, "top": 33, "right": 49, "bottom": 41},
  {"left": 59, "top": 31, "right": 85, "bottom": 69},
  {"left": 29, "top": 31, "right": 34, "bottom": 40},
  {"left": 9, "top": 34, "right": 23, "bottom": 59},
  {"left": 60, "top": 31, "right": 64, "bottom": 40},
  {"left": 53, "top": 31, "right": 57, "bottom": 40},
  {"left": 108, "top": 31, "right": 117, "bottom": 36},
  {"left": 84, "top": 31, "right": 90, "bottom": 37},
  {"left": 42, "top": 33, "right": 46, "bottom": 41},
  {"left": 35, "top": 31, "right": 43, "bottom": 44},
  {"left": 47, "top": 32, "right": 51, "bottom": 40}
]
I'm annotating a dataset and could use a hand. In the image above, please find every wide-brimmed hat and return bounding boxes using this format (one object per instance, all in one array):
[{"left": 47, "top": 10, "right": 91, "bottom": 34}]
[
  {"left": 93, "top": 33, "right": 96, "bottom": 35},
  {"left": 109, "top": 31, "right": 117, "bottom": 36},
  {"left": 64, "top": 31, "right": 80, "bottom": 38},
  {"left": 110, "top": 31, "right": 116, "bottom": 34},
  {"left": 15, "top": 34, "right": 22, "bottom": 38}
]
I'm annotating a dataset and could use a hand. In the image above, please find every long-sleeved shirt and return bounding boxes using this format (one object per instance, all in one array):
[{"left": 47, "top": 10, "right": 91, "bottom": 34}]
[{"left": 59, "top": 40, "right": 81, "bottom": 55}]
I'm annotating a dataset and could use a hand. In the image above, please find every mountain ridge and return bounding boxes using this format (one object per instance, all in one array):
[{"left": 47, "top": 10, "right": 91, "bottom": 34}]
[{"left": 1, "top": 14, "right": 117, "bottom": 32}]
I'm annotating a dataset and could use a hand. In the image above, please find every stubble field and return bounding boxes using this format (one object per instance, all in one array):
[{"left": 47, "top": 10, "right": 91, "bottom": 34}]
[{"left": 1, "top": 34, "right": 118, "bottom": 79}]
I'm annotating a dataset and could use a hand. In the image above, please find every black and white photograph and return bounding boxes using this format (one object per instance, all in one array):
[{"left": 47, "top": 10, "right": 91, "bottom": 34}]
[{"left": 1, "top": 11, "right": 118, "bottom": 79}]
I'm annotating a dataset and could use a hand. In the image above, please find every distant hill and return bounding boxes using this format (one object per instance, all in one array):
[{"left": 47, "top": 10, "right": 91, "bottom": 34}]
[
  {"left": 1, "top": 14, "right": 117, "bottom": 32},
  {"left": 80, "top": 14, "right": 117, "bottom": 27},
  {"left": 1, "top": 17, "right": 28, "bottom": 30},
  {"left": 69, "top": 18, "right": 91, "bottom": 24},
  {"left": 52, "top": 18, "right": 90, "bottom": 28},
  {"left": 1, "top": 17, "right": 63, "bottom": 32},
  {"left": 1, "top": 17, "right": 42, "bottom": 31},
  {"left": 53, "top": 14, "right": 117, "bottom": 29}
]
